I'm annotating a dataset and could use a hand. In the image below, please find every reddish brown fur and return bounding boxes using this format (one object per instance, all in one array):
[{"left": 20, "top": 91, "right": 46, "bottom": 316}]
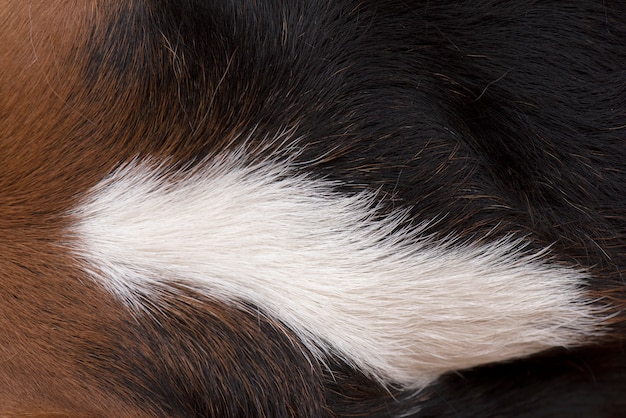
[
  {"left": 0, "top": 3, "right": 330, "bottom": 416},
  {"left": 0, "top": 3, "right": 107, "bottom": 413},
  {"left": 0, "top": 1, "right": 342, "bottom": 417},
  {"left": 2, "top": 1, "right": 625, "bottom": 416},
  {"left": 1, "top": 4, "right": 143, "bottom": 413}
]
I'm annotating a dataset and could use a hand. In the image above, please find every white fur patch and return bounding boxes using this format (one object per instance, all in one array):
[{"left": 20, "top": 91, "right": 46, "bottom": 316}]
[{"left": 70, "top": 153, "right": 606, "bottom": 388}]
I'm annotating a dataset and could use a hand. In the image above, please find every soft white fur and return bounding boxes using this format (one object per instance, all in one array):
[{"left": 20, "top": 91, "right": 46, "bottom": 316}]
[{"left": 70, "top": 153, "right": 606, "bottom": 389}]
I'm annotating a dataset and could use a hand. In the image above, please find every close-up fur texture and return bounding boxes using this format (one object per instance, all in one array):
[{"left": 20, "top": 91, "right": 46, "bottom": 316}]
[{"left": 0, "top": 0, "right": 624, "bottom": 416}]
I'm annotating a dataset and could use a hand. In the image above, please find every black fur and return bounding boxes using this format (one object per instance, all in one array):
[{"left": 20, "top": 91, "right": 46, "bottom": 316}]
[{"left": 15, "top": 0, "right": 626, "bottom": 416}]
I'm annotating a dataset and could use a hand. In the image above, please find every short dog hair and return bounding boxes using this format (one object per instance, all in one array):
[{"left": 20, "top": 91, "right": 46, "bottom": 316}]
[{"left": 1, "top": 1, "right": 624, "bottom": 416}]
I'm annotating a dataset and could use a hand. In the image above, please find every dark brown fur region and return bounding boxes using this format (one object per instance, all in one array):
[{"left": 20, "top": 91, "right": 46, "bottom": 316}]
[{"left": 1, "top": 0, "right": 625, "bottom": 417}]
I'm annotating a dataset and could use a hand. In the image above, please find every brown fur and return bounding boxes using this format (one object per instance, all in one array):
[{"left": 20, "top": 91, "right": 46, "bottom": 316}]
[
  {"left": 0, "top": 2, "right": 331, "bottom": 416},
  {"left": 2, "top": 0, "right": 625, "bottom": 416}
]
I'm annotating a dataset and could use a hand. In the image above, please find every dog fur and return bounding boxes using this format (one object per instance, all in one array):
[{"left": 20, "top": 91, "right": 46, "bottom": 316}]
[{"left": 1, "top": 1, "right": 624, "bottom": 416}]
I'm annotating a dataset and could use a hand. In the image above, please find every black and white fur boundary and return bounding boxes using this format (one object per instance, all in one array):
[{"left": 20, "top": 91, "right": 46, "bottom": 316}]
[{"left": 1, "top": 0, "right": 625, "bottom": 416}]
